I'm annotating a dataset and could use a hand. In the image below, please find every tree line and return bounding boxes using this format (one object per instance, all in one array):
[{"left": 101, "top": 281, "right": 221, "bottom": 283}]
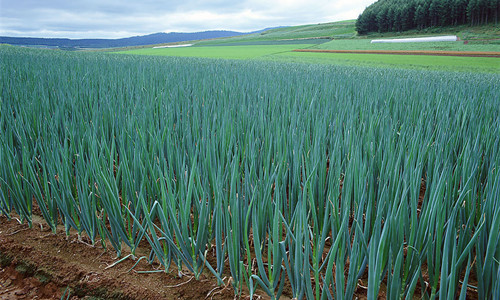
[{"left": 356, "top": 0, "right": 500, "bottom": 34}]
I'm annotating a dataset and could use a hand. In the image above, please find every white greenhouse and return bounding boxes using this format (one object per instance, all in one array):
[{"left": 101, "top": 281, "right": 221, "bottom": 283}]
[{"left": 371, "top": 36, "right": 458, "bottom": 43}]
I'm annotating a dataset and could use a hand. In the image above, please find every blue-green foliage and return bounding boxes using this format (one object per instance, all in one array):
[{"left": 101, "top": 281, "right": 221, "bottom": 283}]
[{"left": 1, "top": 46, "right": 499, "bottom": 299}]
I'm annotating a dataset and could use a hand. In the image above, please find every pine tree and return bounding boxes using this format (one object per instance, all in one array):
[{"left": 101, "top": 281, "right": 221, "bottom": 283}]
[
  {"left": 377, "top": 7, "right": 389, "bottom": 32},
  {"left": 414, "top": 4, "right": 427, "bottom": 29},
  {"left": 468, "top": 0, "right": 480, "bottom": 25},
  {"left": 429, "top": 0, "right": 443, "bottom": 26},
  {"left": 493, "top": 0, "right": 500, "bottom": 24}
]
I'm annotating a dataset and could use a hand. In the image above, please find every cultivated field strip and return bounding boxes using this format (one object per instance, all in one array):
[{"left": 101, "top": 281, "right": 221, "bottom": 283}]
[
  {"left": 1, "top": 46, "right": 500, "bottom": 299},
  {"left": 293, "top": 49, "right": 500, "bottom": 58}
]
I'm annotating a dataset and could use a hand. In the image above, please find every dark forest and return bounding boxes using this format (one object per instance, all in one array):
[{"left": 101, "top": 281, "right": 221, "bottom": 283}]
[{"left": 356, "top": 0, "right": 500, "bottom": 34}]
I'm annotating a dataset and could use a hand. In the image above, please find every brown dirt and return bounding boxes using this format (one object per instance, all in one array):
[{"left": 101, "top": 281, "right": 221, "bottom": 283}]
[
  {"left": 0, "top": 215, "right": 240, "bottom": 300},
  {"left": 293, "top": 49, "right": 500, "bottom": 58}
]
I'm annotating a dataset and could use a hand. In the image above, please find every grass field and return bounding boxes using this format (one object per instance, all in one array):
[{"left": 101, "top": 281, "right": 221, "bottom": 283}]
[
  {"left": 195, "top": 38, "right": 331, "bottom": 47},
  {"left": 116, "top": 43, "right": 500, "bottom": 72},
  {"left": 273, "top": 51, "right": 500, "bottom": 73},
  {"left": 116, "top": 44, "right": 316, "bottom": 59},
  {"left": 313, "top": 39, "right": 500, "bottom": 52}
]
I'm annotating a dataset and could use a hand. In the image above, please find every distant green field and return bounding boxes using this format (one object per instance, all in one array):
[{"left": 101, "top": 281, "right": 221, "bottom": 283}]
[
  {"left": 195, "top": 39, "right": 330, "bottom": 47},
  {"left": 271, "top": 51, "right": 500, "bottom": 73},
  {"left": 117, "top": 43, "right": 499, "bottom": 73},
  {"left": 115, "top": 44, "right": 316, "bottom": 59},
  {"left": 313, "top": 39, "right": 500, "bottom": 52}
]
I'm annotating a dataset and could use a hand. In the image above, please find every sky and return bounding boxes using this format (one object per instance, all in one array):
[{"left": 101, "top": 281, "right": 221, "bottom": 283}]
[{"left": 0, "top": 0, "right": 376, "bottom": 39}]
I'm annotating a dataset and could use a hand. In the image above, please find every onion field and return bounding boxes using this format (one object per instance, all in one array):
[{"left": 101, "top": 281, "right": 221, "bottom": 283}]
[{"left": 1, "top": 46, "right": 500, "bottom": 299}]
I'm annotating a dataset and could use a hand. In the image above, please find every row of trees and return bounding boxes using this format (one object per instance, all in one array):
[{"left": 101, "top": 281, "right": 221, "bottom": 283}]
[{"left": 356, "top": 0, "right": 500, "bottom": 34}]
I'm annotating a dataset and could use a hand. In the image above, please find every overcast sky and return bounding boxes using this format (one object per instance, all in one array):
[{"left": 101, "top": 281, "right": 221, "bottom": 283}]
[{"left": 0, "top": 0, "right": 376, "bottom": 39}]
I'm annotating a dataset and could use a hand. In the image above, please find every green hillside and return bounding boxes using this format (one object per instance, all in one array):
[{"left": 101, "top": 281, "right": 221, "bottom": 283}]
[{"left": 176, "top": 20, "right": 357, "bottom": 46}]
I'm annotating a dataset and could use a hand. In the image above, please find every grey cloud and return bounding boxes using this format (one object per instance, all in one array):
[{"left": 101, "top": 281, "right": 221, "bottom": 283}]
[{"left": 0, "top": 0, "right": 376, "bottom": 38}]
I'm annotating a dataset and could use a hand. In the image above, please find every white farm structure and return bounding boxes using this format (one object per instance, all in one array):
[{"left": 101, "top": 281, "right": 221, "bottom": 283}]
[{"left": 371, "top": 36, "right": 458, "bottom": 43}]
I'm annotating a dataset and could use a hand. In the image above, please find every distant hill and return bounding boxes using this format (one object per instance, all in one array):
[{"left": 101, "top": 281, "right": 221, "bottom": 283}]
[
  {"left": 0, "top": 30, "right": 253, "bottom": 49},
  {"left": 194, "top": 21, "right": 357, "bottom": 46}
]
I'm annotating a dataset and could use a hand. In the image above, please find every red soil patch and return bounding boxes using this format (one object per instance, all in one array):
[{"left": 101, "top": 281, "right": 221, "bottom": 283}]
[{"left": 293, "top": 49, "right": 500, "bottom": 58}]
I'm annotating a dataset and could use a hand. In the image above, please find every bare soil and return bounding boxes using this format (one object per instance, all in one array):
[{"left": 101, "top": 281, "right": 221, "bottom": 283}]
[
  {"left": 293, "top": 49, "right": 500, "bottom": 58},
  {"left": 0, "top": 215, "right": 239, "bottom": 300},
  {"left": 0, "top": 183, "right": 479, "bottom": 300}
]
